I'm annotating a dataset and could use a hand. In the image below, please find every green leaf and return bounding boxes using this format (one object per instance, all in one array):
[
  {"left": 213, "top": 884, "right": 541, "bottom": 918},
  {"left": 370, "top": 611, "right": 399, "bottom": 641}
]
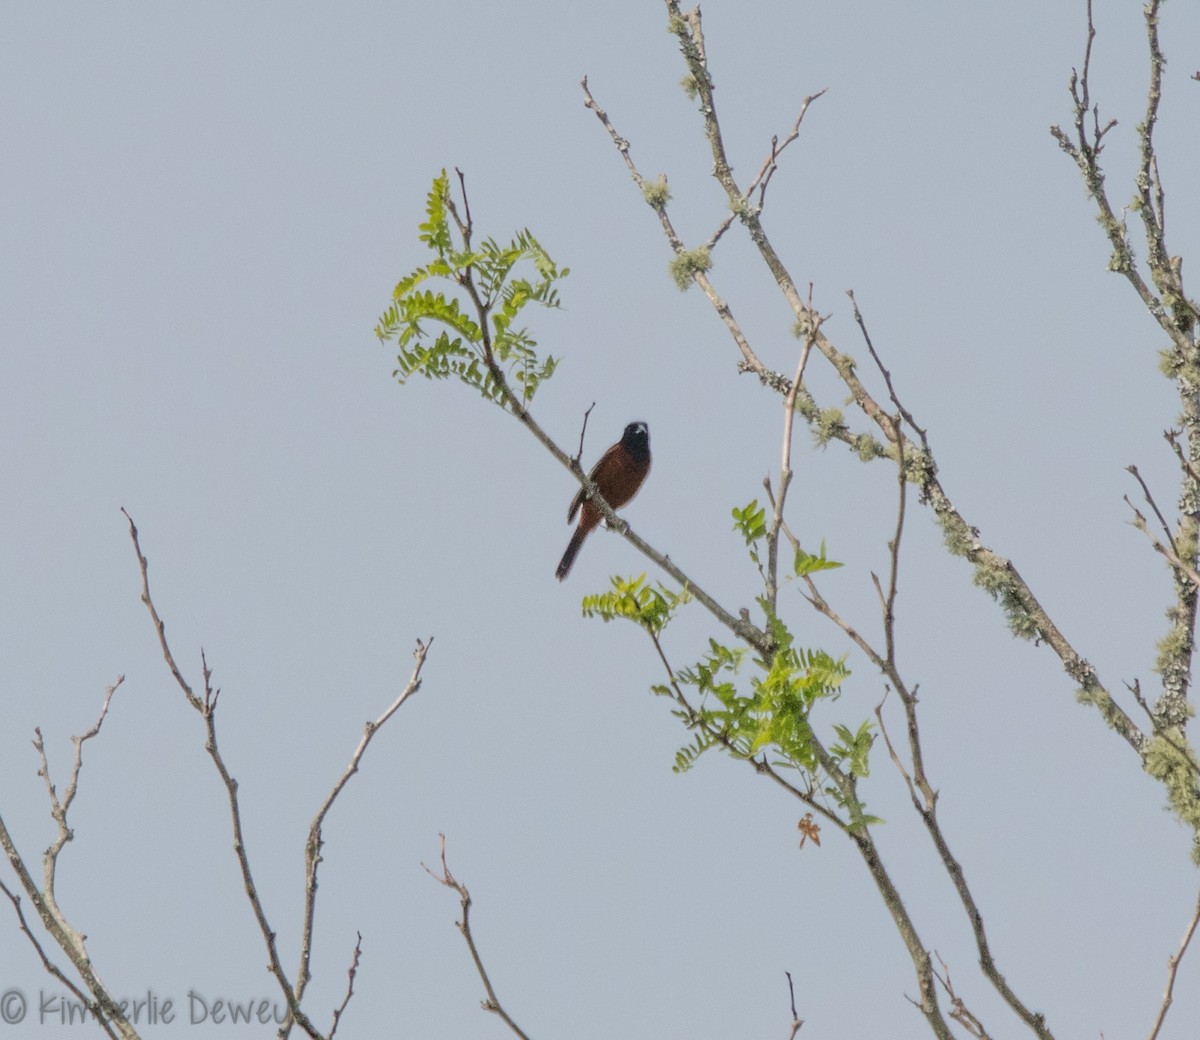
[
  {"left": 794, "top": 539, "right": 844, "bottom": 577},
  {"left": 731, "top": 499, "right": 767, "bottom": 545}
]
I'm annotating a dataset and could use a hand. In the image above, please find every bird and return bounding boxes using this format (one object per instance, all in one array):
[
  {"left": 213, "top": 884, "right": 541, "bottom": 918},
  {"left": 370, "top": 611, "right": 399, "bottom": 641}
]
[{"left": 556, "top": 421, "right": 651, "bottom": 581}]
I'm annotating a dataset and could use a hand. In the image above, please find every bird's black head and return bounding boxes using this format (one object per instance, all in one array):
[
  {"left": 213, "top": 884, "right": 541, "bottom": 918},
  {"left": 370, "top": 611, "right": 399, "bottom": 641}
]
[{"left": 621, "top": 421, "right": 650, "bottom": 463}]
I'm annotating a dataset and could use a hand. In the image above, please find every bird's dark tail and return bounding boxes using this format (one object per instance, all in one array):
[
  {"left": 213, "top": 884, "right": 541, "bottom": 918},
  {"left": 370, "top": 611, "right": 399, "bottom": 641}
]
[{"left": 556, "top": 527, "right": 588, "bottom": 581}]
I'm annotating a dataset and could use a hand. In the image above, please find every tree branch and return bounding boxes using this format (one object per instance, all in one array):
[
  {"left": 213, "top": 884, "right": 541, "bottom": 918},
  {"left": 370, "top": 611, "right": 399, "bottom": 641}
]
[
  {"left": 423, "top": 836, "right": 532, "bottom": 1040},
  {"left": 1146, "top": 884, "right": 1200, "bottom": 1040},
  {"left": 0, "top": 679, "right": 134, "bottom": 1038},
  {"left": 291, "top": 639, "right": 432, "bottom": 1026},
  {"left": 123, "top": 509, "right": 326, "bottom": 1040}
]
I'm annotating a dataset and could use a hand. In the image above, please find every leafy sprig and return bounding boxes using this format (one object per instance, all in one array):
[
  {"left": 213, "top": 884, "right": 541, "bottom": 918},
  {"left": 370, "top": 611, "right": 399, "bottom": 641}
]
[
  {"left": 376, "top": 170, "right": 567, "bottom": 408},
  {"left": 586, "top": 569, "right": 876, "bottom": 828}
]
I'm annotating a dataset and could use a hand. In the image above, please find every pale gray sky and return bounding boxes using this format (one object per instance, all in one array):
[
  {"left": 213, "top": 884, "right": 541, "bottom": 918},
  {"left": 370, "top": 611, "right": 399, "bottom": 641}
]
[{"left": 3, "top": 2, "right": 1200, "bottom": 1037}]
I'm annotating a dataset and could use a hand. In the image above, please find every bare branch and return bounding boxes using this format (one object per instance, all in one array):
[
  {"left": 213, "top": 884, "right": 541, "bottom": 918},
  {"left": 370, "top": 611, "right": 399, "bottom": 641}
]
[
  {"left": 0, "top": 680, "right": 137, "bottom": 1038},
  {"left": 123, "top": 510, "right": 325, "bottom": 1040},
  {"left": 1164, "top": 428, "right": 1200, "bottom": 487},
  {"left": 580, "top": 75, "right": 774, "bottom": 383},
  {"left": 766, "top": 321, "right": 817, "bottom": 610},
  {"left": 293, "top": 639, "right": 433, "bottom": 1018},
  {"left": 704, "top": 89, "right": 828, "bottom": 252},
  {"left": 932, "top": 954, "right": 992, "bottom": 1040},
  {"left": 36, "top": 677, "right": 124, "bottom": 910},
  {"left": 784, "top": 971, "right": 805, "bottom": 1039},
  {"left": 751, "top": 91, "right": 828, "bottom": 209},
  {"left": 423, "top": 836, "right": 532, "bottom": 1040},
  {"left": 572, "top": 403, "right": 596, "bottom": 464},
  {"left": 0, "top": 876, "right": 121, "bottom": 1040},
  {"left": 1125, "top": 495, "right": 1200, "bottom": 590},
  {"left": 1127, "top": 465, "right": 1178, "bottom": 553},
  {"left": 1146, "top": 885, "right": 1200, "bottom": 1040},
  {"left": 327, "top": 933, "right": 363, "bottom": 1040}
]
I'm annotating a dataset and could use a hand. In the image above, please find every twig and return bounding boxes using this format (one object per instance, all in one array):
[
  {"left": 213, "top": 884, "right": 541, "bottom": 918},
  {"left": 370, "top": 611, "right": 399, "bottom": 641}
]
[
  {"left": 932, "top": 954, "right": 992, "bottom": 1040},
  {"left": 1125, "top": 679, "right": 1200, "bottom": 778},
  {"left": 752, "top": 92, "right": 828, "bottom": 208},
  {"left": 1125, "top": 496, "right": 1200, "bottom": 590},
  {"left": 1127, "top": 465, "right": 1178, "bottom": 553},
  {"left": 784, "top": 972, "right": 804, "bottom": 1039},
  {"left": 873, "top": 689, "right": 920, "bottom": 809},
  {"left": 848, "top": 291, "right": 926, "bottom": 444},
  {"left": 453, "top": 167, "right": 473, "bottom": 238},
  {"left": 573, "top": 403, "right": 596, "bottom": 463},
  {"left": 327, "top": 933, "right": 363, "bottom": 1040},
  {"left": 293, "top": 638, "right": 432, "bottom": 1021},
  {"left": 423, "top": 836, "right": 532, "bottom": 1040},
  {"left": 580, "top": 74, "right": 771, "bottom": 381},
  {"left": 0, "top": 680, "right": 136, "bottom": 1038},
  {"left": 35, "top": 677, "right": 124, "bottom": 908},
  {"left": 766, "top": 323, "right": 817, "bottom": 609},
  {"left": 705, "top": 90, "right": 828, "bottom": 251},
  {"left": 1146, "top": 884, "right": 1200, "bottom": 1040},
  {"left": 1164, "top": 428, "right": 1200, "bottom": 487}
]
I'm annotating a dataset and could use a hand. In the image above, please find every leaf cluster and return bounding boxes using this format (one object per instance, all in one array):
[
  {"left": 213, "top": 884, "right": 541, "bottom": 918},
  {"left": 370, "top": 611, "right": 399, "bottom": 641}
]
[
  {"left": 582, "top": 569, "right": 875, "bottom": 829},
  {"left": 733, "top": 498, "right": 843, "bottom": 579},
  {"left": 581, "top": 574, "right": 686, "bottom": 635},
  {"left": 375, "top": 171, "right": 567, "bottom": 408}
]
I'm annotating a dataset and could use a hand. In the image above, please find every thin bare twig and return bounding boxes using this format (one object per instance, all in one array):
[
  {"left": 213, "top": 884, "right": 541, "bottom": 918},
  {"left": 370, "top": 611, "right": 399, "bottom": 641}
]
[
  {"left": 327, "top": 933, "right": 363, "bottom": 1040},
  {"left": 291, "top": 638, "right": 433, "bottom": 1027},
  {"left": 1126, "top": 496, "right": 1200, "bottom": 590},
  {"left": 873, "top": 689, "right": 919, "bottom": 808},
  {"left": 1146, "top": 885, "right": 1200, "bottom": 1040},
  {"left": 0, "top": 679, "right": 135, "bottom": 1039},
  {"left": 752, "top": 92, "right": 828, "bottom": 207},
  {"left": 580, "top": 74, "right": 771, "bottom": 383},
  {"left": 784, "top": 971, "right": 804, "bottom": 1039},
  {"left": 704, "top": 90, "right": 827, "bottom": 252},
  {"left": 848, "top": 291, "right": 926, "bottom": 445},
  {"left": 35, "top": 677, "right": 124, "bottom": 908},
  {"left": 932, "top": 954, "right": 992, "bottom": 1040},
  {"left": 423, "top": 836, "right": 532, "bottom": 1040},
  {"left": 1127, "top": 465, "right": 1178, "bottom": 553},
  {"left": 572, "top": 403, "right": 596, "bottom": 464},
  {"left": 1165, "top": 429, "right": 1200, "bottom": 487},
  {"left": 766, "top": 321, "right": 817, "bottom": 610}
]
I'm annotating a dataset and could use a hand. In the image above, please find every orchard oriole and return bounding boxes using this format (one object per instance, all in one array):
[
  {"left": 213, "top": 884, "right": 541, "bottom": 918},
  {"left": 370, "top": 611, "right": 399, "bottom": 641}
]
[{"left": 555, "top": 421, "right": 651, "bottom": 581}]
